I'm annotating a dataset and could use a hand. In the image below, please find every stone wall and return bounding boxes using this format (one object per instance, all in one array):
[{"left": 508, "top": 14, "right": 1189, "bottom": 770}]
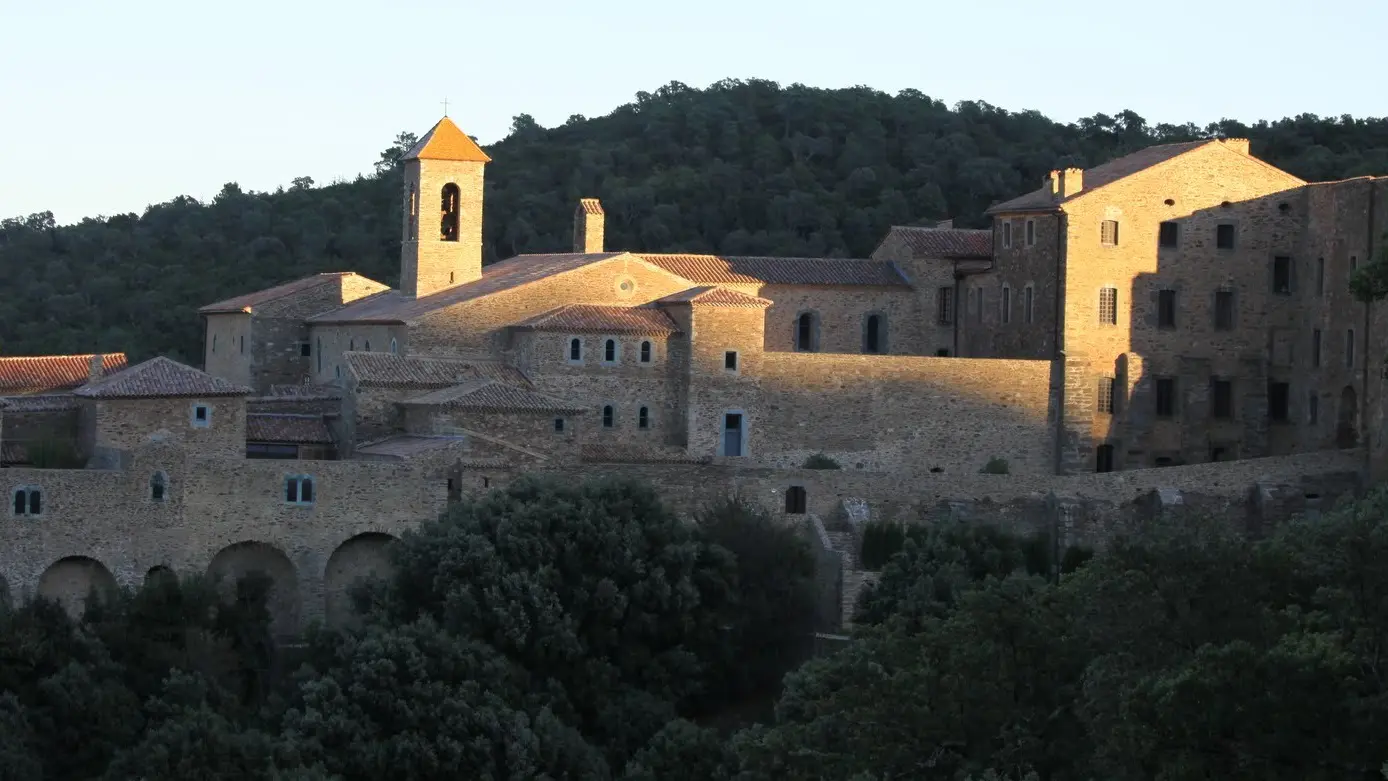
[
  {"left": 759, "top": 285, "right": 921, "bottom": 355},
  {"left": 965, "top": 213, "right": 1062, "bottom": 359},
  {"left": 203, "top": 313, "right": 252, "bottom": 387},
  {"left": 87, "top": 397, "right": 247, "bottom": 462}
]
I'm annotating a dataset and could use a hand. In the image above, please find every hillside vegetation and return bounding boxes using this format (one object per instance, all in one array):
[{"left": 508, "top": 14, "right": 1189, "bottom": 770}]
[{"left": 2, "top": 79, "right": 1387, "bottom": 361}]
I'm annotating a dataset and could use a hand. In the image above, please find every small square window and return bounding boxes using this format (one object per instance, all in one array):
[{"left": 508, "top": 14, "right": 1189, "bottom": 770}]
[
  {"left": 1155, "top": 378, "right": 1176, "bottom": 417},
  {"left": 724, "top": 351, "right": 739, "bottom": 372},
  {"left": 1216, "top": 224, "right": 1236, "bottom": 249},
  {"left": 191, "top": 404, "right": 211, "bottom": 428},
  {"left": 1158, "top": 221, "right": 1179, "bottom": 248},
  {"left": 1100, "top": 220, "right": 1119, "bottom": 246}
]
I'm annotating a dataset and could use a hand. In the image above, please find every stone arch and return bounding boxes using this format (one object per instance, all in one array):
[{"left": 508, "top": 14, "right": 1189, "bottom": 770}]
[
  {"left": 440, "top": 183, "right": 461, "bottom": 241},
  {"left": 324, "top": 532, "right": 398, "bottom": 629},
  {"left": 207, "top": 542, "right": 300, "bottom": 639},
  {"left": 1337, "top": 385, "right": 1359, "bottom": 448},
  {"left": 37, "top": 556, "right": 118, "bottom": 617}
]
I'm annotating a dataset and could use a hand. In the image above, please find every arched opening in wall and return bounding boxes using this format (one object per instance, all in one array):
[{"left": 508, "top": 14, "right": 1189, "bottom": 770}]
[
  {"left": 795, "top": 312, "right": 819, "bottom": 352},
  {"left": 863, "top": 314, "right": 884, "bottom": 354},
  {"left": 37, "top": 556, "right": 118, "bottom": 618},
  {"left": 440, "top": 183, "right": 461, "bottom": 241},
  {"left": 324, "top": 532, "right": 398, "bottom": 630},
  {"left": 1337, "top": 385, "right": 1359, "bottom": 448},
  {"left": 568, "top": 337, "right": 582, "bottom": 362},
  {"left": 145, "top": 565, "right": 176, "bottom": 586},
  {"left": 785, "top": 486, "right": 807, "bottom": 514},
  {"left": 207, "top": 541, "right": 300, "bottom": 640},
  {"left": 639, "top": 340, "right": 652, "bottom": 363}
]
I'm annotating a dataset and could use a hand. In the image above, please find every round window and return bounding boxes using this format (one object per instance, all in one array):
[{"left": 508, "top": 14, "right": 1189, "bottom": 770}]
[{"left": 615, "top": 276, "right": 637, "bottom": 299}]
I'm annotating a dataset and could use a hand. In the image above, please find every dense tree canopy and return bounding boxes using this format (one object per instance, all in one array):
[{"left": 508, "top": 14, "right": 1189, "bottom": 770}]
[{"left": 2, "top": 79, "right": 1386, "bottom": 360}]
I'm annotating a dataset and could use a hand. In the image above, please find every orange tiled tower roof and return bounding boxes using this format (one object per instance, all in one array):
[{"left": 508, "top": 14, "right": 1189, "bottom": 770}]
[{"left": 403, "top": 117, "right": 492, "bottom": 163}]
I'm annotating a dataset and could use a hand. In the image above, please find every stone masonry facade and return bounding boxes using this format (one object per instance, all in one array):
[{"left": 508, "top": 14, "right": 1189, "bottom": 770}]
[{"left": 1, "top": 118, "right": 1384, "bottom": 636}]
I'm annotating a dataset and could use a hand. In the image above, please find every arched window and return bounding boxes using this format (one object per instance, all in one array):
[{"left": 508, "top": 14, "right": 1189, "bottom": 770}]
[
  {"left": 795, "top": 312, "right": 818, "bottom": 352},
  {"left": 364, "top": 340, "right": 371, "bottom": 351},
  {"left": 639, "top": 341, "right": 652, "bottom": 363},
  {"left": 440, "top": 183, "right": 461, "bottom": 241},
  {"left": 390, "top": 338, "right": 398, "bottom": 354},
  {"left": 349, "top": 338, "right": 355, "bottom": 351},
  {"left": 602, "top": 405, "right": 615, "bottom": 428},
  {"left": 863, "top": 314, "right": 885, "bottom": 354},
  {"left": 603, "top": 338, "right": 618, "bottom": 363},
  {"left": 638, "top": 406, "right": 650, "bottom": 429},
  {"left": 11, "top": 487, "right": 40, "bottom": 517},
  {"left": 785, "top": 486, "right": 807, "bottom": 514},
  {"left": 150, "top": 472, "right": 168, "bottom": 502},
  {"left": 285, "top": 475, "right": 315, "bottom": 505},
  {"left": 568, "top": 337, "right": 582, "bottom": 362}
]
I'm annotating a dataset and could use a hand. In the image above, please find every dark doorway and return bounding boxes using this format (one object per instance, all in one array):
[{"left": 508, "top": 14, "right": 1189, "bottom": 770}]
[
  {"left": 785, "top": 486, "right": 807, "bottom": 514},
  {"left": 1095, "top": 444, "right": 1114, "bottom": 473},
  {"left": 1337, "top": 385, "right": 1358, "bottom": 448}
]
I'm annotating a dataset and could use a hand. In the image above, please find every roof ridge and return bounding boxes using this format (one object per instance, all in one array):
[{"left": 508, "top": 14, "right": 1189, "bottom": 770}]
[{"left": 0, "top": 352, "right": 126, "bottom": 360}]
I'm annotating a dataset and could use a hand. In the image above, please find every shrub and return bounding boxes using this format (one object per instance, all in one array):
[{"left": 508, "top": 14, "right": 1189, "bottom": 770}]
[
  {"left": 803, "top": 453, "right": 841, "bottom": 469},
  {"left": 859, "top": 520, "right": 907, "bottom": 570},
  {"left": 980, "top": 457, "right": 1009, "bottom": 475}
]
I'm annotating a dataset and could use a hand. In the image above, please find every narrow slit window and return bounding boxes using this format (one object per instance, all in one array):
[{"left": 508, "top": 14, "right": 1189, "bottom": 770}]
[
  {"left": 1024, "top": 286, "right": 1034, "bottom": 324},
  {"left": 1157, "top": 289, "right": 1176, "bottom": 329},
  {"left": 1000, "top": 287, "right": 1011, "bottom": 324}
]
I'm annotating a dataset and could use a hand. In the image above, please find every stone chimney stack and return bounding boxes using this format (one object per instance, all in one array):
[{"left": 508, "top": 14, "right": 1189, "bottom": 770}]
[
  {"left": 1047, "top": 170, "right": 1061, "bottom": 199},
  {"left": 88, "top": 354, "right": 104, "bottom": 382},
  {"left": 1220, "top": 138, "right": 1250, "bottom": 155},
  {"left": 573, "top": 198, "right": 605, "bottom": 253},
  {"left": 1057, "top": 167, "right": 1084, "bottom": 199}
]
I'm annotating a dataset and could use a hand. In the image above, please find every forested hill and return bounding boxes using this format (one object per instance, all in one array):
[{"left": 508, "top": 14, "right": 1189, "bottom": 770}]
[{"left": 3, "top": 79, "right": 1387, "bottom": 362}]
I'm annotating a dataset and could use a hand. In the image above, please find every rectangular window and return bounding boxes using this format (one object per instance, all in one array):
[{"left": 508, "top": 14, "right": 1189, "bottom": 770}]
[
  {"left": 1158, "top": 221, "right": 1179, "bottom": 248},
  {"left": 1214, "top": 291, "right": 1234, "bottom": 330},
  {"left": 724, "top": 351, "right": 739, "bottom": 372},
  {"left": 285, "top": 476, "right": 315, "bottom": 505},
  {"left": 1273, "top": 256, "right": 1292, "bottom": 295},
  {"left": 1025, "top": 219, "right": 1035, "bottom": 246},
  {"left": 1317, "top": 257, "right": 1325, "bottom": 296},
  {"left": 1312, "top": 329, "right": 1322, "bottom": 367},
  {"left": 1096, "top": 377, "right": 1115, "bottom": 414},
  {"left": 1268, "top": 381, "right": 1290, "bottom": 422},
  {"left": 1309, "top": 393, "right": 1319, "bottom": 425},
  {"left": 1001, "top": 287, "right": 1011, "bottom": 324},
  {"left": 1002, "top": 221, "right": 1012, "bottom": 248},
  {"left": 300, "top": 342, "right": 311, "bottom": 357},
  {"left": 1098, "top": 288, "right": 1117, "bottom": 325},
  {"left": 1346, "top": 329, "right": 1355, "bottom": 368},
  {"left": 1157, "top": 289, "right": 1176, "bottom": 329},
  {"left": 1351, "top": 255, "right": 1359, "bottom": 273},
  {"left": 1100, "top": 220, "right": 1119, "bottom": 246},
  {"left": 1216, "top": 223, "right": 1236, "bottom": 249},
  {"left": 1211, "top": 379, "right": 1233, "bottom": 419},
  {"left": 1024, "top": 286, "right": 1034, "bottom": 324},
  {"left": 975, "top": 288, "right": 984, "bottom": 322},
  {"left": 1155, "top": 378, "right": 1176, "bottom": 418},
  {"left": 937, "top": 287, "right": 953, "bottom": 325},
  {"left": 191, "top": 404, "right": 210, "bottom": 428},
  {"left": 553, "top": 417, "right": 565, "bottom": 433}
]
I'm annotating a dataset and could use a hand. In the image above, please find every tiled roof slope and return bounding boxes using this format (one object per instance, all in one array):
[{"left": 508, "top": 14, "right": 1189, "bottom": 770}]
[
  {"left": 354, "top": 434, "right": 471, "bottom": 459},
  {"left": 403, "top": 117, "right": 492, "bottom": 163},
  {"left": 656, "top": 286, "right": 773, "bottom": 308},
  {"left": 987, "top": 141, "right": 1211, "bottom": 214},
  {"left": 73, "top": 356, "right": 251, "bottom": 399},
  {"left": 246, "top": 413, "right": 334, "bottom": 444},
  {"left": 199, "top": 273, "right": 363, "bottom": 314},
  {"left": 0, "top": 354, "right": 128, "bottom": 393},
  {"left": 512, "top": 305, "right": 680, "bottom": 335},
  {"left": 402, "top": 380, "right": 587, "bottom": 413},
  {"left": 639, "top": 254, "right": 909, "bottom": 287},
  {"left": 889, "top": 227, "right": 993, "bottom": 259},
  {"left": 0, "top": 394, "right": 78, "bottom": 412},
  {"left": 345, "top": 352, "right": 531, "bottom": 389},
  {"left": 308, "top": 253, "right": 626, "bottom": 324}
]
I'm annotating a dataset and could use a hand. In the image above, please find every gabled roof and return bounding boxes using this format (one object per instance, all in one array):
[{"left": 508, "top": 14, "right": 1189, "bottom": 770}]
[
  {"left": 512, "top": 305, "right": 680, "bottom": 335},
  {"left": 0, "top": 354, "right": 128, "bottom": 394},
  {"left": 344, "top": 352, "right": 531, "bottom": 389},
  {"left": 656, "top": 286, "right": 773, "bottom": 308},
  {"left": 246, "top": 413, "right": 334, "bottom": 444},
  {"left": 401, "top": 379, "right": 587, "bottom": 414},
  {"left": 886, "top": 226, "right": 993, "bottom": 259},
  {"left": 403, "top": 117, "right": 492, "bottom": 163},
  {"left": 308, "top": 252, "right": 627, "bottom": 324},
  {"left": 638, "top": 254, "right": 909, "bottom": 288},
  {"left": 986, "top": 141, "right": 1213, "bottom": 214},
  {"left": 199, "top": 272, "right": 368, "bottom": 314},
  {"left": 73, "top": 356, "right": 251, "bottom": 399}
]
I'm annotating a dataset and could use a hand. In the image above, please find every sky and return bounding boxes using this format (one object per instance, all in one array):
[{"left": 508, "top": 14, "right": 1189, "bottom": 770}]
[{"left": 1, "top": 0, "right": 1380, "bottom": 225}]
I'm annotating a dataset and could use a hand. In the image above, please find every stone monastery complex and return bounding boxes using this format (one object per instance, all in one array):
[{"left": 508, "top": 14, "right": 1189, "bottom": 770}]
[{"left": 1, "top": 117, "right": 1384, "bottom": 635}]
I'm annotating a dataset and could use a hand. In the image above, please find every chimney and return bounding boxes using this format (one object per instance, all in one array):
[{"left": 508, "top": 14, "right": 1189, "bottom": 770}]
[
  {"left": 88, "top": 354, "right": 104, "bottom": 382},
  {"left": 1046, "top": 170, "right": 1061, "bottom": 199},
  {"left": 573, "top": 198, "right": 605, "bottom": 253},
  {"left": 1057, "top": 167, "right": 1084, "bottom": 199},
  {"left": 1220, "top": 138, "right": 1250, "bottom": 156}
]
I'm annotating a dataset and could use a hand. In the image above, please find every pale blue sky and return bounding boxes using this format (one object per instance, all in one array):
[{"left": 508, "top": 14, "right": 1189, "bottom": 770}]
[{"left": 1, "top": 0, "right": 1379, "bottom": 224}]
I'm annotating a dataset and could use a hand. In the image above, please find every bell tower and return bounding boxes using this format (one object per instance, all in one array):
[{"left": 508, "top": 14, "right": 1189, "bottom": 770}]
[{"left": 399, "top": 116, "right": 490, "bottom": 298}]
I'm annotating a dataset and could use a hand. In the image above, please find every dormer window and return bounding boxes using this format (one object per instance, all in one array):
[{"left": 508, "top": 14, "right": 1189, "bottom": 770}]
[{"left": 191, "top": 404, "right": 211, "bottom": 428}]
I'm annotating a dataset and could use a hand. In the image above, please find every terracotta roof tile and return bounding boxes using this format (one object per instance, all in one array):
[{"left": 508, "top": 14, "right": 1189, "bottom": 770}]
[
  {"left": 581, "top": 444, "right": 712, "bottom": 465},
  {"left": 264, "top": 384, "right": 343, "bottom": 400},
  {"left": 403, "top": 117, "right": 492, "bottom": 163},
  {"left": 401, "top": 380, "right": 587, "bottom": 414},
  {"left": 198, "top": 273, "right": 364, "bottom": 314},
  {"left": 345, "top": 352, "right": 531, "bottom": 389},
  {"left": 308, "top": 253, "right": 626, "bottom": 324},
  {"left": 512, "top": 305, "right": 679, "bottom": 335},
  {"left": 73, "top": 356, "right": 251, "bottom": 399},
  {"left": 656, "top": 286, "right": 773, "bottom": 308},
  {"left": 0, "top": 394, "right": 78, "bottom": 412},
  {"left": 639, "top": 254, "right": 909, "bottom": 287},
  {"left": 245, "top": 413, "right": 334, "bottom": 444},
  {"left": 987, "top": 141, "right": 1211, "bottom": 214},
  {"left": 0, "top": 354, "right": 128, "bottom": 394},
  {"left": 889, "top": 227, "right": 993, "bottom": 259},
  {"left": 577, "top": 198, "right": 604, "bottom": 215},
  {"left": 353, "top": 434, "right": 471, "bottom": 459}
]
